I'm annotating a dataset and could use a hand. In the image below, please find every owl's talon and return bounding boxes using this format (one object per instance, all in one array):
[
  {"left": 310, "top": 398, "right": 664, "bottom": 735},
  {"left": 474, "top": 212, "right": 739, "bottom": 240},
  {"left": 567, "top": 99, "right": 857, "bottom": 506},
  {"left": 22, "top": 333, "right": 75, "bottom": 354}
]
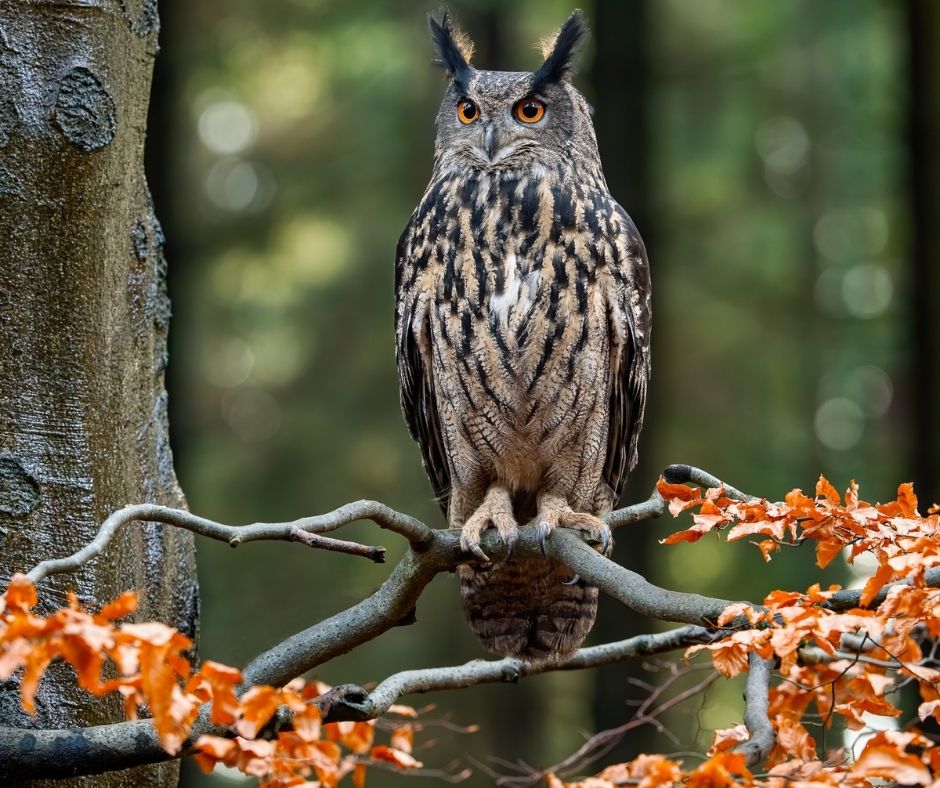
[
  {"left": 459, "top": 488, "right": 519, "bottom": 565},
  {"left": 563, "top": 573, "right": 581, "bottom": 586},
  {"left": 537, "top": 520, "right": 553, "bottom": 557},
  {"left": 535, "top": 497, "right": 613, "bottom": 558},
  {"left": 462, "top": 538, "right": 491, "bottom": 564}
]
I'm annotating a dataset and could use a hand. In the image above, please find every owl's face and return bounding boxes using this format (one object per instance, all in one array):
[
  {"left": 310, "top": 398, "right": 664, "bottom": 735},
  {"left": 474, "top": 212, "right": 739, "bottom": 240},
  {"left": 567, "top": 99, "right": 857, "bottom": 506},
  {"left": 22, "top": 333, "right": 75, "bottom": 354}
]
[
  {"left": 433, "top": 71, "right": 593, "bottom": 173},
  {"left": 428, "top": 11, "right": 598, "bottom": 176}
]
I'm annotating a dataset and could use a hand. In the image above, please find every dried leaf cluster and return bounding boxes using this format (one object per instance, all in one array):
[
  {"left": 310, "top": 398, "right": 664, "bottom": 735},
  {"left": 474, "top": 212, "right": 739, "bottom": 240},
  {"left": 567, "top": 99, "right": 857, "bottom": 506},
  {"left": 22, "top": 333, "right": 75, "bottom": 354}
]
[
  {"left": 545, "top": 477, "right": 940, "bottom": 787},
  {"left": 0, "top": 574, "right": 421, "bottom": 787}
]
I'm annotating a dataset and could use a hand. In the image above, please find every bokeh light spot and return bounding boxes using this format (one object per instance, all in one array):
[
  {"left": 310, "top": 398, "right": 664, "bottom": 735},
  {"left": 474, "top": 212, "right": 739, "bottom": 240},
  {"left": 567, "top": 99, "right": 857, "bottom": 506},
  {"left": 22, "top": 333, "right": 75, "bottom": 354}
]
[
  {"left": 815, "top": 397, "right": 865, "bottom": 451},
  {"left": 841, "top": 264, "right": 892, "bottom": 318},
  {"left": 198, "top": 99, "right": 257, "bottom": 154},
  {"left": 844, "top": 365, "right": 893, "bottom": 417}
]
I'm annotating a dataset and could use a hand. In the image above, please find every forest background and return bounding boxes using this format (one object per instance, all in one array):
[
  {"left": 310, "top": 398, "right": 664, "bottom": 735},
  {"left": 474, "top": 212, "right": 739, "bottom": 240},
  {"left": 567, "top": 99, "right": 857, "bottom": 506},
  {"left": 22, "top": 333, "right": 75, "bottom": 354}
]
[{"left": 145, "top": 0, "right": 937, "bottom": 784}]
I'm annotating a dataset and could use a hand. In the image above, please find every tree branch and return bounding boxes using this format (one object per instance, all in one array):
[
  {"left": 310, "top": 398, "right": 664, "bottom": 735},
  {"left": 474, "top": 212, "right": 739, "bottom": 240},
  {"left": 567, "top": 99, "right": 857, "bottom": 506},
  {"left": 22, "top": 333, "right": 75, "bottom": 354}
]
[
  {"left": 735, "top": 654, "right": 776, "bottom": 768},
  {"left": 25, "top": 500, "right": 433, "bottom": 583},
  {"left": 6, "top": 463, "right": 915, "bottom": 781},
  {"left": 314, "top": 625, "right": 716, "bottom": 723}
]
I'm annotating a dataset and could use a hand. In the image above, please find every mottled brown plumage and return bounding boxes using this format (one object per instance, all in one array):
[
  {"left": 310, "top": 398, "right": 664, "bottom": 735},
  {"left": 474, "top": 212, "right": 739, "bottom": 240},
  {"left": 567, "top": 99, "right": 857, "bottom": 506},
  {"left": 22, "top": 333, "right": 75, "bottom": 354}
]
[{"left": 396, "top": 11, "right": 651, "bottom": 660}]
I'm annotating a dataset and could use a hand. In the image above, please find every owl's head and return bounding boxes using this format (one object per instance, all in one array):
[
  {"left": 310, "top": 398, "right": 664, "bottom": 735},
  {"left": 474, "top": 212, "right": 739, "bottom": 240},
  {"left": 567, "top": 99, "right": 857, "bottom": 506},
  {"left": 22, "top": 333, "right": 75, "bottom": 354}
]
[{"left": 428, "top": 10, "right": 599, "bottom": 176}]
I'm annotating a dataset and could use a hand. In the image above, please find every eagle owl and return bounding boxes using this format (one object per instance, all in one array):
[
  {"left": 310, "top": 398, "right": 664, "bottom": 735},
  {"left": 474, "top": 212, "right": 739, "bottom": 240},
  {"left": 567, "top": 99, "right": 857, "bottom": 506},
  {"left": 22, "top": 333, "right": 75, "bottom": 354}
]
[{"left": 395, "top": 11, "right": 651, "bottom": 660}]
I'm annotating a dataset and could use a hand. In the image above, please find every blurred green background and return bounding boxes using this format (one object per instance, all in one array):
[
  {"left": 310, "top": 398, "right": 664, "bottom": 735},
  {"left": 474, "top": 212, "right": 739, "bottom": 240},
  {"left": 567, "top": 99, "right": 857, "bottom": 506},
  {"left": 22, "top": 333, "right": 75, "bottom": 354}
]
[{"left": 145, "top": 0, "right": 937, "bottom": 784}]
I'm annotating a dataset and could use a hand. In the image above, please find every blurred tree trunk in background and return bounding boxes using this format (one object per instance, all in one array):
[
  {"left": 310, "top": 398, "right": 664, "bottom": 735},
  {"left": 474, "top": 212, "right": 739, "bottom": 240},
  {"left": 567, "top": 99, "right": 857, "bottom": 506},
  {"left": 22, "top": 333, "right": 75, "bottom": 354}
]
[
  {"left": 0, "top": 3, "right": 198, "bottom": 786},
  {"left": 588, "top": 0, "right": 659, "bottom": 762},
  {"left": 909, "top": 0, "right": 939, "bottom": 509}
]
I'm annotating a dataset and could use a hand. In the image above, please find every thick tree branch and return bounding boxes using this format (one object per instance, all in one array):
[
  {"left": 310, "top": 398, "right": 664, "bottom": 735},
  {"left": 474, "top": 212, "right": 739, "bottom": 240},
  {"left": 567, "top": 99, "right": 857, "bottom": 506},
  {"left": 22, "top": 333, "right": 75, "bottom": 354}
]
[
  {"left": 735, "top": 654, "right": 776, "bottom": 768},
  {"left": 542, "top": 529, "right": 745, "bottom": 626}
]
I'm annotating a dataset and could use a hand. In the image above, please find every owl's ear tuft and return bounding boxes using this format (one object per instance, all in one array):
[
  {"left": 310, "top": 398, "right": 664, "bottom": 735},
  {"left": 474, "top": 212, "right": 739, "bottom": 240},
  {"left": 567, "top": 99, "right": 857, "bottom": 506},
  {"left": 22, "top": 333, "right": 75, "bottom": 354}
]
[
  {"left": 428, "top": 10, "right": 475, "bottom": 93},
  {"left": 531, "top": 10, "right": 588, "bottom": 92}
]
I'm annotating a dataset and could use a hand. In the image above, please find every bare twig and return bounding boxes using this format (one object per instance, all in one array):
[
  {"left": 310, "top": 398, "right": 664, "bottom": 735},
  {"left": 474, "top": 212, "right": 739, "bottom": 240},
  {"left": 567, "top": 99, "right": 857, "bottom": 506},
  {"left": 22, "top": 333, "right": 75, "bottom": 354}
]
[
  {"left": 495, "top": 664, "right": 722, "bottom": 786},
  {"left": 734, "top": 654, "right": 776, "bottom": 768},
  {"left": 314, "top": 625, "right": 715, "bottom": 722},
  {"left": 25, "top": 501, "right": 433, "bottom": 583}
]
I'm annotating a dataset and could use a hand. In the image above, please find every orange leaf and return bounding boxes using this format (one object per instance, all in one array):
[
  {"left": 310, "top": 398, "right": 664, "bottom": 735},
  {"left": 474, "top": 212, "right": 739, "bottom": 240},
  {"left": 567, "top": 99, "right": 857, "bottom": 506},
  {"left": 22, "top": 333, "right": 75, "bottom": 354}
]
[
  {"left": 709, "top": 724, "right": 749, "bottom": 755},
  {"left": 896, "top": 482, "right": 919, "bottom": 518},
  {"left": 370, "top": 745, "right": 423, "bottom": 770},
  {"left": 686, "top": 752, "right": 751, "bottom": 788},
  {"left": 815, "top": 537, "right": 844, "bottom": 569},
  {"left": 860, "top": 562, "right": 894, "bottom": 608},
  {"left": 326, "top": 720, "right": 374, "bottom": 754},
  {"left": 815, "top": 475, "right": 841, "bottom": 504},
  {"left": 853, "top": 736, "right": 930, "bottom": 784},
  {"left": 390, "top": 724, "right": 414, "bottom": 754},
  {"left": 235, "top": 685, "right": 283, "bottom": 739},
  {"left": 96, "top": 591, "right": 138, "bottom": 622},
  {"left": 190, "top": 660, "right": 242, "bottom": 726},
  {"left": 353, "top": 763, "right": 367, "bottom": 788},
  {"left": 192, "top": 735, "right": 237, "bottom": 773},
  {"left": 3, "top": 574, "right": 37, "bottom": 611}
]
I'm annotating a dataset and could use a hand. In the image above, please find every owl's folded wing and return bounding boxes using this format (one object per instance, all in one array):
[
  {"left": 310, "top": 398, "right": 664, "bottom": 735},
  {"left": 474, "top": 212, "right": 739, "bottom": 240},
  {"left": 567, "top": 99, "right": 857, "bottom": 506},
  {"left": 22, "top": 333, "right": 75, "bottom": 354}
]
[
  {"left": 602, "top": 204, "right": 652, "bottom": 505},
  {"left": 395, "top": 229, "right": 451, "bottom": 515}
]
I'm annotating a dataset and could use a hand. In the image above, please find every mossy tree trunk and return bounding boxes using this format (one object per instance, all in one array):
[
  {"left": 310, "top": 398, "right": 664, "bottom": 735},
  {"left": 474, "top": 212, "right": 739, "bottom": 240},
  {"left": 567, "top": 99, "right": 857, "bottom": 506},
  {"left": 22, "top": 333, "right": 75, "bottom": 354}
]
[{"left": 0, "top": 2, "right": 198, "bottom": 786}]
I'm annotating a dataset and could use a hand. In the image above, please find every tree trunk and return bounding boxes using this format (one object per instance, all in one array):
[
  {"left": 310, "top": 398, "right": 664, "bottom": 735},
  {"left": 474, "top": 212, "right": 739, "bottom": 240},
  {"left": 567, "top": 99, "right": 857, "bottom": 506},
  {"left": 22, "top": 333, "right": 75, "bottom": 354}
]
[{"left": 0, "top": 3, "right": 198, "bottom": 786}]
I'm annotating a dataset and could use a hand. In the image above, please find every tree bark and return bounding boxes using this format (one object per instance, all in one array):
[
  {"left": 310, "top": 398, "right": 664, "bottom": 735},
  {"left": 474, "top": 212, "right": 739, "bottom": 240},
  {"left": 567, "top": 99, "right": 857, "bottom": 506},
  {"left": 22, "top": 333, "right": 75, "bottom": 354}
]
[{"left": 0, "top": 2, "right": 198, "bottom": 786}]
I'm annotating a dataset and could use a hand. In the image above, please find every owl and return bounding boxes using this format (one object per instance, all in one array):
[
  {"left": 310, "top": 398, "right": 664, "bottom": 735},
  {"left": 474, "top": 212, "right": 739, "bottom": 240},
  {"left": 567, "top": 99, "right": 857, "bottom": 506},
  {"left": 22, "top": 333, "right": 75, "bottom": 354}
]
[{"left": 395, "top": 11, "right": 651, "bottom": 660}]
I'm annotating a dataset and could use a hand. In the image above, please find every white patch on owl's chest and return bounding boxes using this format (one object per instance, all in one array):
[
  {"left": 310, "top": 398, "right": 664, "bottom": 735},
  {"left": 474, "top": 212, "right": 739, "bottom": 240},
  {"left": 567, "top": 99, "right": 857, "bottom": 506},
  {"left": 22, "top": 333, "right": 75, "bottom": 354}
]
[{"left": 488, "top": 252, "right": 542, "bottom": 325}]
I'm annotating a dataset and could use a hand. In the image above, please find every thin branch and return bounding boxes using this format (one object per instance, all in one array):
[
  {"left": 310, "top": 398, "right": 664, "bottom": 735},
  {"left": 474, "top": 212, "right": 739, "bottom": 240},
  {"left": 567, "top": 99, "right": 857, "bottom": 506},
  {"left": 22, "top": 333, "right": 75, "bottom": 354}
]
[
  {"left": 288, "top": 528, "right": 386, "bottom": 563},
  {"left": 734, "top": 654, "right": 776, "bottom": 768},
  {"left": 495, "top": 665, "right": 722, "bottom": 787},
  {"left": 25, "top": 501, "right": 433, "bottom": 583},
  {"left": 662, "top": 463, "right": 754, "bottom": 502},
  {"left": 313, "top": 626, "right": 716, "bottom": 723}
]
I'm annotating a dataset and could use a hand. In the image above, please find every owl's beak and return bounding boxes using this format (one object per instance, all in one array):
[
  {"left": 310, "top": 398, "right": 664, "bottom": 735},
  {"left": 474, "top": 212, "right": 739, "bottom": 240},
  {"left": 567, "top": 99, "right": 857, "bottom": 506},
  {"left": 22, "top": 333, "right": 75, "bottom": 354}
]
[{"left": 482, "top": 123, "right": 501, "bottom": 161}]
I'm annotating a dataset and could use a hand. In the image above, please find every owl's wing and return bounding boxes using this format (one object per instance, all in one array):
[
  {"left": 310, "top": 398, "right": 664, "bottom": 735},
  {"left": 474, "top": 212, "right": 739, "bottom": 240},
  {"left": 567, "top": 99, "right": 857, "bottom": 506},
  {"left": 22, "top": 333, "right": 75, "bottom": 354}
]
[
  {"left": 395, "top": 223, "right": 451, "bottom": 514},
  {"left": 602, "top": 203, "right": 652, "bottom": 504}
]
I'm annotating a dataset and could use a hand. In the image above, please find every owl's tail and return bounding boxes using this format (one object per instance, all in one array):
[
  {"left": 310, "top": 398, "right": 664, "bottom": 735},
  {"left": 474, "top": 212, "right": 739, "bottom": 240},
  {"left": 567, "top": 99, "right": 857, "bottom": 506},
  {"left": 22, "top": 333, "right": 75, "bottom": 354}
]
[{"left": 459, "top": 553, "right": 597, "bottom": 659}]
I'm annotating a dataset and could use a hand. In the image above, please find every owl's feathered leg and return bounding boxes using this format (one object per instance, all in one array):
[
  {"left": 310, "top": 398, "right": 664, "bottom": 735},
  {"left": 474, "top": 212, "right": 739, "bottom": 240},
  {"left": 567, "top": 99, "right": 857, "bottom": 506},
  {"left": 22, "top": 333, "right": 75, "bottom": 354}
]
[
  {"left": 535, "top": 492, "right": 613, "bottom": 558},
  {"left": 459, "top": 483, "right": 519, "bottom": 564}
]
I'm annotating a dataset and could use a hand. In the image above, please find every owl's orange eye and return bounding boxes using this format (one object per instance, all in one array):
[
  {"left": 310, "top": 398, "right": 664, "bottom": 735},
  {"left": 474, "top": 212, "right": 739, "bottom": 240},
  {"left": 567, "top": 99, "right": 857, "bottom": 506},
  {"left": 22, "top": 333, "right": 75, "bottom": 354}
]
[
  {"left": 514, "top": 97, "right": 545, "bottom": 124},
  {"left": 457, "top": 99, "right": 479, "bottom": 125}
]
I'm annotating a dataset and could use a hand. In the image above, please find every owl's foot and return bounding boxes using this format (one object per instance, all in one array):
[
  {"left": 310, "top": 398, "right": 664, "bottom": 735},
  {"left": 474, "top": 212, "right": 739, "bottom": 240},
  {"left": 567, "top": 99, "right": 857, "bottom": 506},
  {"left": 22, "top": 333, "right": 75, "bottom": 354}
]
[
  {"left": 459, "top": 484, "right": 519, "bottom": 564},
  {"left": 535, "top": 495, "right": 613, "bottom": 559}
]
